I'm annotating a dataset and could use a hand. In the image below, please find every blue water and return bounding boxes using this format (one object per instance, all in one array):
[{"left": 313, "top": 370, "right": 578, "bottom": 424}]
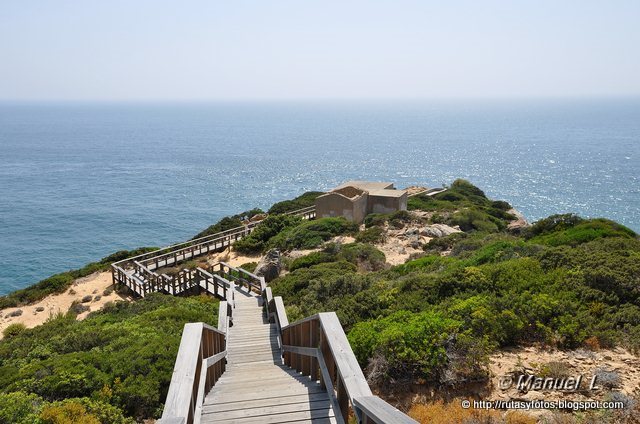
[{"left": 0, "top": 99, "right": 639, "bottom": 295}]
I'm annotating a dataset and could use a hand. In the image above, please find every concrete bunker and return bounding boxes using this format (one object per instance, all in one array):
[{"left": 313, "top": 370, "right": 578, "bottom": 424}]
[{"left": 315, "top": 181, "right": 408, "bottom": 224}]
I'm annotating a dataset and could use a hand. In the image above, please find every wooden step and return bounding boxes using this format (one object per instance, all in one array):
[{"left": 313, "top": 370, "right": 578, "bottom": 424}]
[
  {"left": 200, "top": 407, "right": 335, "bottom": 424},
  {"left": 202, "top": 399, "right": 334, "bottom": 421}
]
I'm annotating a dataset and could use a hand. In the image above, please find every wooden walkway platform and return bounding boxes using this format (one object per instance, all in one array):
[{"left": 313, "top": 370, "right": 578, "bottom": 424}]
[{"left": 201, "top": 288, "right": 336, "bottom": 424}]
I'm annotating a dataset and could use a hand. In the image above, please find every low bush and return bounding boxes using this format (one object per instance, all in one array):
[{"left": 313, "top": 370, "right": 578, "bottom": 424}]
[
  {"left": 0, "top": 392, "right": 135, "bottom": 424},
  {"left": 355, "top": 226, "right": 386, "bottom": 244},
  {"left": 267, "top": 217, "right": 358, "bottom": 251},
  {"left": 234, "top": 215, "right": 302, "bottom": 254},
  {"left": 408, "top": 400, "right": 535, "bottom": 424},
  {"left": 289, "top": 251, "right": 336, "bottom": 271},
  {"left": 239, "top": 262, "right": 258, "bottom": 273},
  {"left": 339, "top": 243, "right": 386, "bottom": 271},
  {"left": 348, "top": 310, "right": 461, "bottom": 381},
  {"left": 594, "top": 368, "right": 621, "bottom": 389},
  {"left": 268, "top": 191, "right": 323, "bottom": 214},
  {"left": 2, "top": 323, "right": 27, "bottom": 339},
  {"left": 0, "top": 294, "right": 218, "bottom": 420},
  {"left": 528, "top": 218, "right": 636, "bottom": 247}
]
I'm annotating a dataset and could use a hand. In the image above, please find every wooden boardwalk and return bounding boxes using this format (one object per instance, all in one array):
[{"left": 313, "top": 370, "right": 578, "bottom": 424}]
[
  {"left": 155, "top": 205, "right": 417, "bottom": 424},
  {"left": 201, "top": 288, "right": 336, "bottom": 424}
]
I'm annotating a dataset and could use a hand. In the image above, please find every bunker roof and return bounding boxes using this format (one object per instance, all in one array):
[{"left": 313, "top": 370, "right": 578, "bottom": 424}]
[
  {"left": 333, "top": 181, "right": 394, "bottom": 192},
  {"left": 367, "top": 188, "right": 407, "bottom": 198}
]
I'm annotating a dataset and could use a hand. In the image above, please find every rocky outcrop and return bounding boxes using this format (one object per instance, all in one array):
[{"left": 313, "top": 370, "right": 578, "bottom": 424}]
[
  {"left": 254, "top": 249, "right": 281, "bottom": 282},
  {"left": 420, "top": 224, "right": 461, "bottom": 238},
  {"left": 507, "top": 208, "right": 530, "bottom": 233}
]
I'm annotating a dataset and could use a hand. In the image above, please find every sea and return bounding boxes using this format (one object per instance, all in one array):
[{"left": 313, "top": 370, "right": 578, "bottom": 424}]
[{"left": 0, "top": 99, "right": 638, "bottom": 295}]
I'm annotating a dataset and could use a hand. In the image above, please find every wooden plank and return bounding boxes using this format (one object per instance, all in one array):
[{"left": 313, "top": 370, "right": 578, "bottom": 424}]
[
  {"left": 202, "top": 392, "right": 330, "bottom": 412},
  {"left": 202, "top": 399, "right": 333, "bottom": 421},
  {"left": 273, "top": 296, "right": 289, "bottom": 327},
  {"left": 317, "top": 350, "right": 345, "bottom": 424},
  {"left": 200, "top": 407, "right": 335, "bottom": 424},
  {"left": 206, "top": 385, "right": 326, "bottom": 402},
  {"left": 352, "top": 396, "right": 417, "bottom": 424},
  {"left": 282, "top": 345, "right": 319, "bottom": 358},
  {"left": 217, "top": 301, "right": 228, "bottom": 334},
  {"left": 161, "top": 323, "right": 203, "bottom": 422},
  {"left": 319, "top": 313, "right": 372, "bottom": 399}
]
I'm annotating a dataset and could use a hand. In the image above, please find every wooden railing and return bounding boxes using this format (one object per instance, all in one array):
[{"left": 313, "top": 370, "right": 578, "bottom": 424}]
[
  {"left": 160, "top": 299, "right": 230, "bottom": 424},
  {"left": 264, "top": 289, "right": 417, "bottom": 424},
  {"left": 284, "top": 205, "right": 317, "bottom": 220},
  {"left": 111, "top": 206, "right": 315, "bottom": 297},
  {"left": 215, "top": 262, "right": 266, "bottom": 293}
]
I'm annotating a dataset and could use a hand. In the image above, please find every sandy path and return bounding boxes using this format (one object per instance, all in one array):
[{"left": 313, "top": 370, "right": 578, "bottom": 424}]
[{"left": 0, "top": 271, "right": 128, "bottom": 339}]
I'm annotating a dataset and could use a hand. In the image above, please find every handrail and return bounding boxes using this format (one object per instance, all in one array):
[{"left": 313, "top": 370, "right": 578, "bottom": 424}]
[
  {"left": 113, "top": 205, "right": 317, "bottom": 268},
  {"left": 160, "top": 323, "right": 227, "bottom": 424},
  {"left": 112, "top": 206, "right": 315, "bottom": 297},
  {"left": 265, "top": 295, "right": 417, "bottom": 424},
  {"left": 216, "top": 262, "right": 263, "bottom": 293}
]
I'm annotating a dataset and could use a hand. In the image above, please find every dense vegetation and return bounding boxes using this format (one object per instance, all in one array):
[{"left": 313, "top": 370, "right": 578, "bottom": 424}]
[
  {"left": 269, "top": 180, "right": 640, "bottom": 388},
  {"left": 234, "top": 215, "right": 357, "bottom": 254},
  {"left": 0, "top": 294, "right": 218, "bottom": 422},
  {"left": 2, "top": 179, "right": 638, "bottom": 422},
  {"left": 0, "top": 247, "right": 158, "bottom": 309},
  {"left": 267, "top": 191, "right": 323, "bottom": 214}
]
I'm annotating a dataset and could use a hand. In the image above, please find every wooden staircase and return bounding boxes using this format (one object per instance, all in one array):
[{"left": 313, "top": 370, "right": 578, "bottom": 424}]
[
  {"left": 124, "top": 206, "right": 416, "bottom": 424},
  {"left": 200, "top": 288, "right": 337, "bottom": 423},
  {"left": 159, "top": 283, "right": 416, "bottom": 424}
]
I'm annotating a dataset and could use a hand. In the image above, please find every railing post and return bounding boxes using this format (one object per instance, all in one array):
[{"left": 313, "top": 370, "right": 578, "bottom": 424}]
[
  {"left": 337, "top": 375, "right": 349, "bottom": 423},
  {"left": 310, "top": 319, "right": 319, "bottom": 382}
]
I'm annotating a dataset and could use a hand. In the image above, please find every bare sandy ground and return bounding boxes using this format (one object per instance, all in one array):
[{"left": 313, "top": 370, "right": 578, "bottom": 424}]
[
  {"left": 376, "top": 233, "right": 429, "bottom": 265},
  {"left": 0, "top": 271, "right": 128, "bottom": 339},
  {"left": 489, "top": 346, "right": 640, "bottom": 399},
  {"left": 206, "top": 248, "right": 262, "bottom": 268},
  {"left": 0, "top": 248, "right": 264, "bottom": 341}
]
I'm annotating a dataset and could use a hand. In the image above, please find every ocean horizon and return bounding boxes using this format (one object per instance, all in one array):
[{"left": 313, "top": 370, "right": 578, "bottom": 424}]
[{"left": 0, "top": 98, "right": 638, "bottom": 295}]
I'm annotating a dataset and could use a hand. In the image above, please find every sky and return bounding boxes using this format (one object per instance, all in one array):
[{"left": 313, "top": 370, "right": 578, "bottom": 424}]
[{"left": 1, "top": 0, "right": 639, "bottom": 101}]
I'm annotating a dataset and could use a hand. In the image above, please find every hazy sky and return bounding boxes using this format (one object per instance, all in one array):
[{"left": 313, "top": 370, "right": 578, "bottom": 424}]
[{"left": 1, "top": 0, "right": 639, "bottom": 101}]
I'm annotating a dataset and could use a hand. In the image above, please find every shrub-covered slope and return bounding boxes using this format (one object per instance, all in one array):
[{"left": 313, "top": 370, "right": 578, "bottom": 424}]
[
  {"left": 269, "top": 180, "right": 640, "bottom": 387},
  {"left": 0, "top": 294, "right": 218, "bottom": 422},
  {"left": 1, "top": 179, "right": 638, "bottom": 422}
]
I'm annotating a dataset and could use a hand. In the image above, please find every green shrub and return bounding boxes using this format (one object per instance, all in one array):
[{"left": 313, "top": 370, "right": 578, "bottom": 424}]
[
  {"left": 40, "top": 400, "right": 101, "bottom": 424},
  {"left": 364, "top": 213, "right": 389, "bottom": 228},
  {"left": 355, "top": 226, "right": 386, "bottom": 244},
  {"left": 234, "top": 215, "right": 302, "bottom": 254},
  {"left": 364, "top": 211, "right": 412, "bottom": 229},
  {"left": 2, "top": 323, "right": 27, "bottom": 339},
  {"left": 0, "top": 391, "right": 45, "bottom": 424},
  {"left": 348, "top": 310, "right": 461, "bottom": 380},
  {"left": 528, "top": 218, "right": 636, "bottom": 247},
  {"left": 0, "top": 294, "right": 218, "bottom": 420},
  {"left": 267, "top": 218, "right": 358, "bottom": 251},
  {"left": 268, "top": 191, "right": 323, "bottom": 214},
  {"left": 525, "top": 213, "right": 584, "bottom": 239},
  {"left": 339, "top": 243, "right": 387, "bottom": 271},
  {"left": 239, "top": 262, "right": 258, "bottom": 273},
  {"left": 449, "top": 209, "right": 500, "bottom": 232},
  {"left": 289, "top": 252, "right": 336, "bottom": 271}
]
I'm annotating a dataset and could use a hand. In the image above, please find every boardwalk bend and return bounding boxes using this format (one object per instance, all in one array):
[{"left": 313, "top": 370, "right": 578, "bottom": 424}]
[{"left": 111, "top": 206, "right": 417, "bottom": 424}]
